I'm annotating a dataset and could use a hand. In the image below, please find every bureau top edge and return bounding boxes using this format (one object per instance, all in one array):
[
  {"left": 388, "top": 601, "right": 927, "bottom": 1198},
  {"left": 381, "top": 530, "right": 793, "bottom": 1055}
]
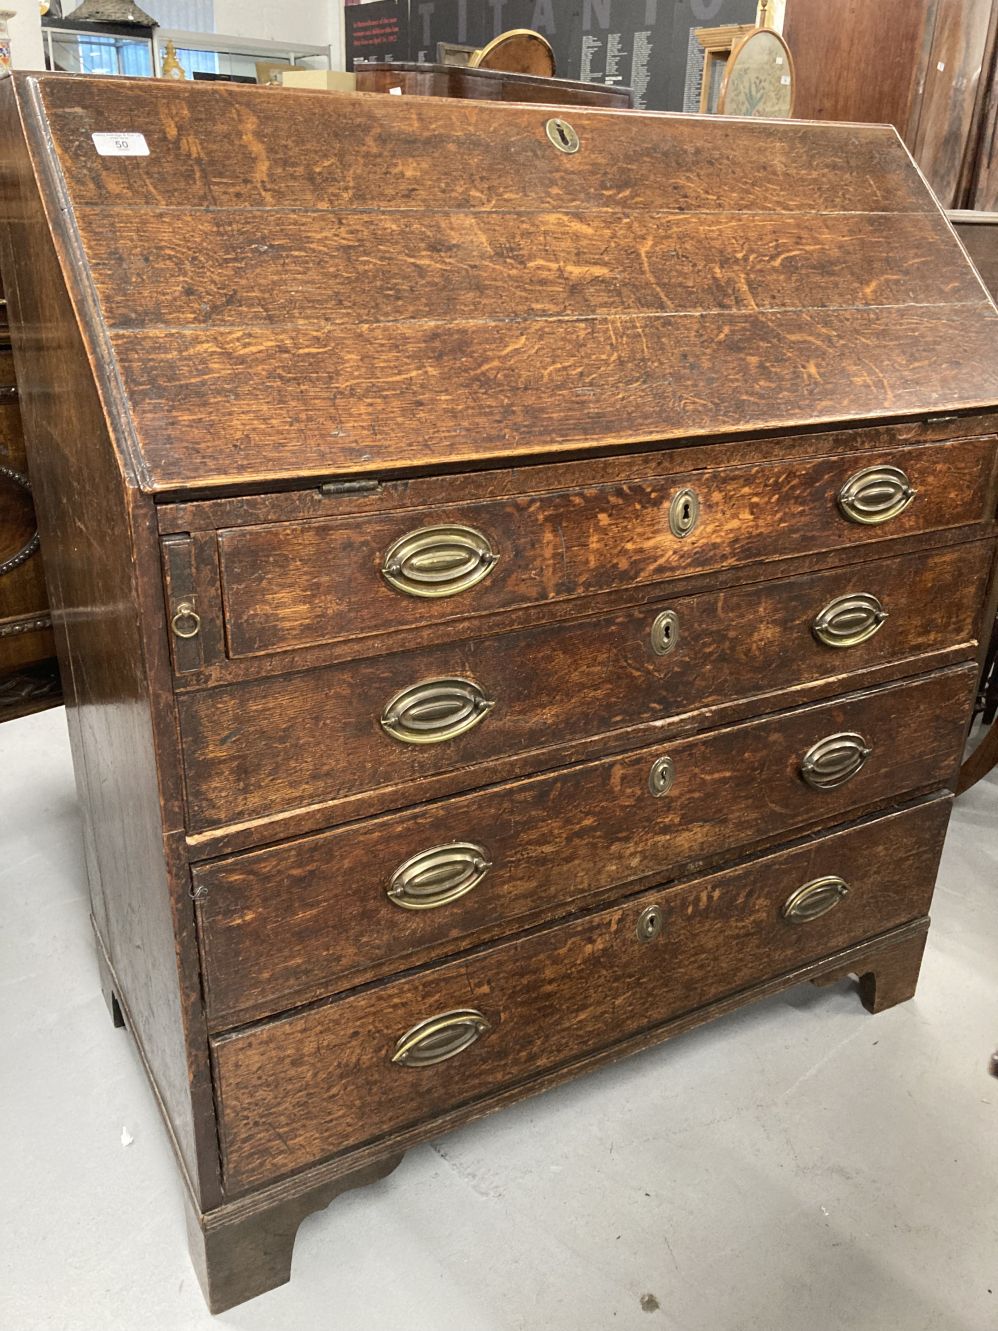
[{"left": 152, "top": 410, "right": 998, "bottom": 516}]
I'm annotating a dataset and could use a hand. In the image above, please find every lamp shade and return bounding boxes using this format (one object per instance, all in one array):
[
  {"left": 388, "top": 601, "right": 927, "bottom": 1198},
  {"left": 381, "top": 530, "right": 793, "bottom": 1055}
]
[{"left": 68, "top": 0, "right": 158, "bottom": 25}]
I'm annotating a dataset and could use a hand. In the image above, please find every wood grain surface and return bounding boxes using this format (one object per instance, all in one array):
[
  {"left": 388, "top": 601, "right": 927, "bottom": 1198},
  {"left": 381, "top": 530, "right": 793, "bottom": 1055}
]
[
  {"left": 194, "top": 667, "right": 972, "bottom": 1024},
  {"left": 0, "top": 78, "right": 221, "bottom": 1206},
  {"left": 213, "top": 437, "right": 998, "bottom": 659},
  {"left": 0, "top": 328, "right": 59, "bottom": 698},
  {"left": 181, "top": 547, "right": 987, "bottom": 837},
  {"left": 16, "top": 73, "right": 998, "bottom": 491},
  {"left": 783, "top": 0, "right": 934, "bottom": 136},
  {"left": 910, "top": 0, "right": 998, "bottom": 207},
  {"left": 353, "top": 61, "right": 633, "bottom": 107},
  {"left": 211, "top": 800, "right": 952, "bottom": 1190},
  {"left": 110, "top": 307, "right": 998, "bottom": 488},
  {"left": 84, "top": 210, "right": 982, "bottom": 329}
]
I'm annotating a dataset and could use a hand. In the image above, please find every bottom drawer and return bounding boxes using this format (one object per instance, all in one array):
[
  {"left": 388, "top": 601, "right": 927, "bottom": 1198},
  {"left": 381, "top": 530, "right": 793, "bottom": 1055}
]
[{"left": 212, "top": 799, "right": 951, "bottom": 1192}]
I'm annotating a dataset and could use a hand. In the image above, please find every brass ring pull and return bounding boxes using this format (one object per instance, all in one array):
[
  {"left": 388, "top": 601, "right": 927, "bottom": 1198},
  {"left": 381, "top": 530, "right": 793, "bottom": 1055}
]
[
  {"left": 170, "top": 601, "right": 201, "bottom": 639},
  {"left": 387, "top": 842, "right": 493, "bottom": 910},
  {"left": 782, "top": 875, "right": 850, "bottom": 923},
  {"left": 800, "top": 732, "right": 871, "bottom": 790},
  {"left": 391, "top": 1009, "right": 491, "bottom": 1067},
  {"left": 382, "top": 525, "right": 499, "bottom": 599},
  {"left": 812, "top": 593, "right": 889, "bottom": 649},
  {"left": 837, "top": 465, "right": 916, "bottom": 525},
  {"left": 381, "top": 677, "right": 496, "bottom": 745}
]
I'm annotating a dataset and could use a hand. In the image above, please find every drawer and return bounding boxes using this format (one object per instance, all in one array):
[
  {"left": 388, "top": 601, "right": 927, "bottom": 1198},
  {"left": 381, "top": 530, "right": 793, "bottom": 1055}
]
[
  {"left": 195, "top": 666, "right": 973, "bottom": 1026},
  {"left": 180, "top": 544, "right": 988, "bottom": 833},
  {"left": 211, "top": 799, "right": 951, "bottom": 1191},
  {"left": 214, "top": 437, "right": 997, "bottom": 659}
]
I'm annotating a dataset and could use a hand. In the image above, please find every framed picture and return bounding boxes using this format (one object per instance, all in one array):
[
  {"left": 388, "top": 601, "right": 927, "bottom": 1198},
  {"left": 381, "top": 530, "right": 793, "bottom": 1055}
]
[
  {"left": 694, "top": 24, "right": 755, "bottom": 114},
  {"left": 718, "top": 26, "right": 796, "bottom": 118}
]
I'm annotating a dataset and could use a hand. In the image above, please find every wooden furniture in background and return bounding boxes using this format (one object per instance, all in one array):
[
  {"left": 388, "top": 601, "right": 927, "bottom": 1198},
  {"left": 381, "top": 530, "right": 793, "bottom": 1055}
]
[
  {"left": 968, "top": 49, "right": 998, "bottom": 211},
  {"left": 2, "top": 74, "right": 997, "bottom": 1312},
  {"left": 0, "top": 270, "right": 60, "bottom": 721},
  {"left": 952, "top": 209, "right": 998, "bottom": 295},
  {"left": 354, "top": 60, "right": 633, "bottom": 108},
  {"left": 783, "top": 0, "right": 930, "bottom": 132},
  {"left": 783, "top": 0, "right": 998, "bottom": 210},
  {"left": 469, "top": 28, "right": 555, "bottom": 76},
  {"left": 695, "top": 23, "right": 755, "bottom": 113},
  {"left": 717, "top": 26, "right": 795, "bottom": 118},
  {"left": 951, "top": 208, "right": 998, "bottom": 791}
]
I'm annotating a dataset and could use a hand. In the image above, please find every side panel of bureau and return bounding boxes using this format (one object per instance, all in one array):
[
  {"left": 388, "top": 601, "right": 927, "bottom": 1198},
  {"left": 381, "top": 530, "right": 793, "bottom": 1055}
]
[
  {"left": 211, "top": 800, "right": 952, "bottom": 1192},
  {"left": 195, "top": 667, "right": 974, "bottom": 1025},
  {"left": 0, "top": 82, "right": 221, "bottom": 1206}
]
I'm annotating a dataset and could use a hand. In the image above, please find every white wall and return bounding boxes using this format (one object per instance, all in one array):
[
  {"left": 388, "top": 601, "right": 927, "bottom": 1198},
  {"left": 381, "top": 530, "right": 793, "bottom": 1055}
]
[
  {"left": 9, "top": 5, "right": 46, "bottom": 71},
  {"left": 212, "top": 0, "right": 332, "bottom": 47}
]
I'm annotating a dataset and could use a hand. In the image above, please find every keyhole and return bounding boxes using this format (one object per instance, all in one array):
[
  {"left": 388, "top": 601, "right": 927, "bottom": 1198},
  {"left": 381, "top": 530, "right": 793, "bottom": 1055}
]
[
  {"left": 545, "top": 118, "right": 580, "bottom": 154},
  {"left": 669, "top": 488, "right": 700, "bottom": 539},
  {"left": 650, "top": 609, "right": 679, "bottom": 656}
]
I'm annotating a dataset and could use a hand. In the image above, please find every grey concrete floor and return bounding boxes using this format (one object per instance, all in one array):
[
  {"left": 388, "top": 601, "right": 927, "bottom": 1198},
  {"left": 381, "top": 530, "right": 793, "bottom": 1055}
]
[{"left": 1, "top": 706, "right": 996, "bottom": 1331}]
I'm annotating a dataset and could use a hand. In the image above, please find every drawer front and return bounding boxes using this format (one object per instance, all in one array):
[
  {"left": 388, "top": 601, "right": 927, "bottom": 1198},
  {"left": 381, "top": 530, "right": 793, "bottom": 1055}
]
[
  {"left": 211, "top": 799, "right": 951, "bottom": 1191},
  {"left": 216, "top": 438, "right": 997, "bottom": 659},
  {"left": 195, "top": 667, "right": 972, "bottom": 1026},
  {"left": 180, "top": 544, "right": 988, "bottom": 832}
]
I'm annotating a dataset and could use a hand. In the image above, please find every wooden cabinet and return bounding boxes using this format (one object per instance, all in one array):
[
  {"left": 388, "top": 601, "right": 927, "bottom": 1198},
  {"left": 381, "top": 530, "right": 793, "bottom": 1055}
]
[
  {"left": 0, "top": 276, "right": 60, "bottom": 720},
  {"left": 783, "top": 0, "right": 998, "bottom": 210},
  {"left": 354, "top": 59, "right": 634, "bottom": 107},
  {"left": 2, "top": 74, "right": 997, "bottom": 1314}
]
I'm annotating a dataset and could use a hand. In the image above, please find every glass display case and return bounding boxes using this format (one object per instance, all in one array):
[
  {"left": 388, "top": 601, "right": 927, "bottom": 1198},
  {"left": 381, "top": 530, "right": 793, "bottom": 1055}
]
[{"left": 43, "top": 21, "right": 154, "bottom": 76}]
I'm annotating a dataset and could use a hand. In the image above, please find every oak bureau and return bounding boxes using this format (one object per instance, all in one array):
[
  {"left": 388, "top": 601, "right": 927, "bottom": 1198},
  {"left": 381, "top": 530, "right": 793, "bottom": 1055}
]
[{"left": 3, "top": 73, "right": 998, "bottom": 1312}]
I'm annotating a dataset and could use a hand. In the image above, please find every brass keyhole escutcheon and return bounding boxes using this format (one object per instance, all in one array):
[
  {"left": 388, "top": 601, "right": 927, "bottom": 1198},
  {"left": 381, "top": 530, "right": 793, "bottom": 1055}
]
[
  {"left": 650, "top": 609, "right": 680, "bottom": 657},
  {"left": 648, "top": 755, "right": 675, "bottom": 797},
  {"left": 545, "top": 117, "right": 580, "bottom": 154},
  {"left": 669, "top": 488, "right": 700, "bottom": 538},
  {"left": 636, "top": 905, "right": 664, "bottom": 942}
]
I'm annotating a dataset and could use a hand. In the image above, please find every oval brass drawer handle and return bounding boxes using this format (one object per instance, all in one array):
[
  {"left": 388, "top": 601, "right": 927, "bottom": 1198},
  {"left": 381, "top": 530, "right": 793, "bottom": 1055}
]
[
  {"left": 800, "top": 731, "right": 872, "bottom": 790},
  {"left": 381, "top": 677, "right": 496, "bottom": 745},
  {"left": 382, "top": 525, "right": 499, "bottom": 599},
  {"left": 391, "top": 1009, "right": 491, "bottom": 1067},
  {"left": 837, "top": 465, "right": 916, "bottom": 525},
  {"left": 387, "top": 842, "right": 493, "bottom": 910},
  {"left": 782, "top": 875, "right": 850, "bottom": 923},
  {"left": 812, "top": 592, "right": 888, "bottom": 649}
]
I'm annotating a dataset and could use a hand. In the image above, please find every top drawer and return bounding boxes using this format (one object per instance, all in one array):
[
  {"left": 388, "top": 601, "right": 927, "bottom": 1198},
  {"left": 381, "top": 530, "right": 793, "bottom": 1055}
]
[{"left": 215, "top": 438, "right": 997, "bottom": 659}]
